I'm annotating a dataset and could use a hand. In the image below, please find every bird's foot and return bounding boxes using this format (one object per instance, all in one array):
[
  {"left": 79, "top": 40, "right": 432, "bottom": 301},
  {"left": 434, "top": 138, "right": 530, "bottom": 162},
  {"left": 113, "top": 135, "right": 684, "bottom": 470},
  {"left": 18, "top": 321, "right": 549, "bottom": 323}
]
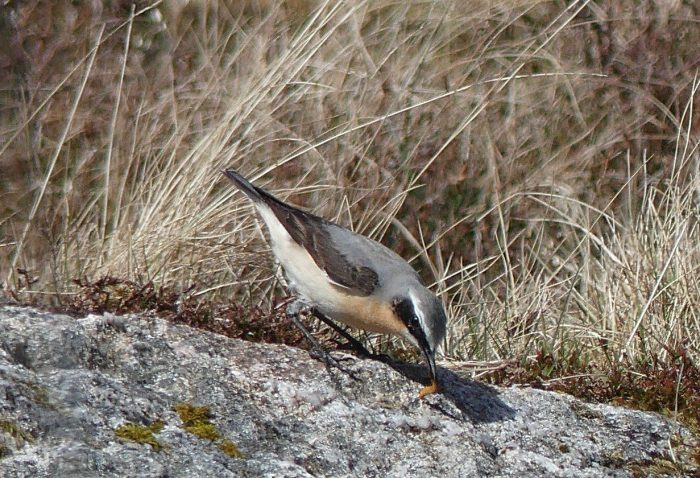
[
  {"left": 337, "top": 343, "right": 392, "bottom": 363},
  {"left": 282, "top": 299, "right": 360, "bottom": 381},
  {"left": 308, "top": 348, "right": 360, "bottom": 381}
]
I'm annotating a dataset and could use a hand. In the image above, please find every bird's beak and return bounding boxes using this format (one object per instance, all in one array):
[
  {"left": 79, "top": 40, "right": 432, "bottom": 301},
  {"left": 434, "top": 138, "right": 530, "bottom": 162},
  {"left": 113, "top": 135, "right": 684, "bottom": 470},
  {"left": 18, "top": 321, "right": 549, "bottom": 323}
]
[{"left": 418, "top": 345, "right": 439, "bottom": 399}]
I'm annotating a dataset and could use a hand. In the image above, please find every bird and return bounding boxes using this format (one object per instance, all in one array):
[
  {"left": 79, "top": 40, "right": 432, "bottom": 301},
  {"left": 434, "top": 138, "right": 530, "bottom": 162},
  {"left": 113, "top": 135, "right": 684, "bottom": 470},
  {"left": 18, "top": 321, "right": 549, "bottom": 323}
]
[{"left": 223, "top": 169, "right": 447, "bottom": 398}]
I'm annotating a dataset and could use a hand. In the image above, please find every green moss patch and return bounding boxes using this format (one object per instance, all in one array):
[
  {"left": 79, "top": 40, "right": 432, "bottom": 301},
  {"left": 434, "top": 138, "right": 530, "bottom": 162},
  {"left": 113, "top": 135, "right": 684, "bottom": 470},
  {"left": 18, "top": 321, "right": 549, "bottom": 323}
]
[
  {"left": 175, "top": 404, "right": 211, "bottom": 427},
  {"left": 0, "top": 420, "right": 33, "bottom": 446},
  {"left": 114, "top": 421, "right": 165, "bottom": 451},
  {"left": 185, "top": 422, "right": 221, "bottom": 441},
  {"left": 174, "top": 403, "right": 219, "bottom": 440},
  {"left": 175, "top": 403, "right": 244, "bottom": 459},
  {"left": 0, "top": 443, "right": 11, "bottom": 459},
  {"left": 219, "top": 439, "right": 245, "bottom": 459}
]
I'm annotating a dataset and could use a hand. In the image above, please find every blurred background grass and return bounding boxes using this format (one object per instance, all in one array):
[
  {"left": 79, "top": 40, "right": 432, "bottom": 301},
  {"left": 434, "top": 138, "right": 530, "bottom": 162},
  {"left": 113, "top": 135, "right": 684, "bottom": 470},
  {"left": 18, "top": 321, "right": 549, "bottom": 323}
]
[{"left": 1, "top": 0, "right": 699, "bottom": 388}]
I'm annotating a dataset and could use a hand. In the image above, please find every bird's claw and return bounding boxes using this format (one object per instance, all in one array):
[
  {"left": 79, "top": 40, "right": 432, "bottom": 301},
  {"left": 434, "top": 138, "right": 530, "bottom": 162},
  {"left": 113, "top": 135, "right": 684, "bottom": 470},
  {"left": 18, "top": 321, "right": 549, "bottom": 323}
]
[{"left": 309, "top": 348, "right": 360, "bottom": 381}]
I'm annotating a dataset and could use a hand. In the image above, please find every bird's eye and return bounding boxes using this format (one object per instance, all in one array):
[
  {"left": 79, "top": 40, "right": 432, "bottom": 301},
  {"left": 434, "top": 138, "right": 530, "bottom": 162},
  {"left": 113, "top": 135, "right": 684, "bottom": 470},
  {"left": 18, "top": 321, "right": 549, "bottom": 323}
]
[
  {"left": 393, "top": 297, "right": 431, "bottom": 353},
  {"left": 392, "top": 297, "right": 414, "bottom": 323}
]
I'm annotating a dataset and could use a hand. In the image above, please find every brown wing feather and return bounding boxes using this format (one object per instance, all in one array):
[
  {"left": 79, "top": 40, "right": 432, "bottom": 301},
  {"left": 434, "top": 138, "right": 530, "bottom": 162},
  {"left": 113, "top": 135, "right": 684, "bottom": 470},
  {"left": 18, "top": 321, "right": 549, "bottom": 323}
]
[{"left": 272, "top": 205, "right": 378, "bottom": 297}]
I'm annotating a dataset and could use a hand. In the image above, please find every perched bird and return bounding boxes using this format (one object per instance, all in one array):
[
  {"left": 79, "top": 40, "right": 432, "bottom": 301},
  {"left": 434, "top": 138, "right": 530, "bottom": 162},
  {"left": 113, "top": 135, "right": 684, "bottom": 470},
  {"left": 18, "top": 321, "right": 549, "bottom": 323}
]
[{"left": 223, "top": 169, "right": 447, "bottom": 398}]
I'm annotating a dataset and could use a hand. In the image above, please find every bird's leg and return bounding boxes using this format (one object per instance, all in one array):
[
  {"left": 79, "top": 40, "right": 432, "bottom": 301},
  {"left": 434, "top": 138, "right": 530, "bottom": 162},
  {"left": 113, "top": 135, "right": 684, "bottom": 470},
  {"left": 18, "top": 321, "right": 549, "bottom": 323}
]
[
  {"left": 281, "top": 296, "right": 306, "bottom": 317},
  {"left": 282, "top": 298, "right": 359, "bottom": 380},
  {"left": 310, "top": 309, "right": 392, "bottom": 364},
  {"left": 310, "top": 308, "right": 371, "bottom": 356}
]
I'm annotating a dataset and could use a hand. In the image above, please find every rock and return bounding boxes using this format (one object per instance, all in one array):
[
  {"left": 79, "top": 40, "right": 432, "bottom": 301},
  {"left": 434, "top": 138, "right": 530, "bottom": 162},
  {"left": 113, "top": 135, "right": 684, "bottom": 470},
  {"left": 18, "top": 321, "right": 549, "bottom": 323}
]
[{"left": 0, "top": 305, "right": 696, "bottom": 477}]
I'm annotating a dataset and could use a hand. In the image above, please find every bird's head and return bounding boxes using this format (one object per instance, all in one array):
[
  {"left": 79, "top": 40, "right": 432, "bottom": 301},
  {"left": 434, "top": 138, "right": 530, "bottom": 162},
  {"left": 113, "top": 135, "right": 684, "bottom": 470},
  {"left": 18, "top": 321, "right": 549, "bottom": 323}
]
[{"left": 392, "top": 286, "right": 447, "bottom": 390}]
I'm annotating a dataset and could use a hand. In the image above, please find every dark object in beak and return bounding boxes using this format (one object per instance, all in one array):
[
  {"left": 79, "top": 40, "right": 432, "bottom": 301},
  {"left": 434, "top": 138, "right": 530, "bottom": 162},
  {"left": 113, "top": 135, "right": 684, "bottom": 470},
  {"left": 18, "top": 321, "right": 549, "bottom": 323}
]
[{"left": 418, "top": 347, "right": 439, "bottom": 399}]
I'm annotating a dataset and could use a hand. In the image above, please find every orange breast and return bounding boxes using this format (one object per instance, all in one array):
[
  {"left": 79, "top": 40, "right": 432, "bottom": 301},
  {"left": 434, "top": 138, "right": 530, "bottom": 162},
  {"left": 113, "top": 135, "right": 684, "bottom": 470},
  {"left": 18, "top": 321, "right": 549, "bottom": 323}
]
[{"left": 326, "top": 294, "right": 409, "bottom": 338}]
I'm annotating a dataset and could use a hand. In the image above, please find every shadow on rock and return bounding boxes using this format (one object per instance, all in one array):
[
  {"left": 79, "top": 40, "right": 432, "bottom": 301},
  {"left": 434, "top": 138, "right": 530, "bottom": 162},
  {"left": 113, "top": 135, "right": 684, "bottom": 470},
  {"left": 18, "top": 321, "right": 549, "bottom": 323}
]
[{"left": 385, "top": 359, "right": 517, "bottom": 424}]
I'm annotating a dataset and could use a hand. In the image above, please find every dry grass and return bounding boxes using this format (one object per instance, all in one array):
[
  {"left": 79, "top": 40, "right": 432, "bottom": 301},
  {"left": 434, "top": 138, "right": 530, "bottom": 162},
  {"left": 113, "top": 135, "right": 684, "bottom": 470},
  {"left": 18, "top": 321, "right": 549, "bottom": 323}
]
[{"left": 2, "top": 0, "right": 700, "bottom": 424}]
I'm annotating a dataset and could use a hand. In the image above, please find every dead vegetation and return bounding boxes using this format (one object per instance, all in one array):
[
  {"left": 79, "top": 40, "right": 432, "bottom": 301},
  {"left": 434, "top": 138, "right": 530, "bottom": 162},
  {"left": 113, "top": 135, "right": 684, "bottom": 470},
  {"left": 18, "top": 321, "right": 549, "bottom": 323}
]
[{"left": 1, "top": 0, "right": 700, "bottom": 436}]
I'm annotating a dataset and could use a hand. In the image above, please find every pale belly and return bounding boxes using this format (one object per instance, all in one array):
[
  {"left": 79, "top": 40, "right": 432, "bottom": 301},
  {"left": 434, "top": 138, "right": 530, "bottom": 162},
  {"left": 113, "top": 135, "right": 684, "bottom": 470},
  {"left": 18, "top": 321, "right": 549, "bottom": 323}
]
[{"left": 255, "top": 202, "right": 414, "bottom": 345}]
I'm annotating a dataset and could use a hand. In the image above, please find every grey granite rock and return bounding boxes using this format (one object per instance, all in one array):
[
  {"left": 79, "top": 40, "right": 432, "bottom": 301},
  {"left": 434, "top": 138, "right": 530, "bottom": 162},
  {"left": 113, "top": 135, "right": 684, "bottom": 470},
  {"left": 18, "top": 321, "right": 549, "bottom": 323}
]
[{"left": 0, "top": 305, "right": 696, "bottom": 477}]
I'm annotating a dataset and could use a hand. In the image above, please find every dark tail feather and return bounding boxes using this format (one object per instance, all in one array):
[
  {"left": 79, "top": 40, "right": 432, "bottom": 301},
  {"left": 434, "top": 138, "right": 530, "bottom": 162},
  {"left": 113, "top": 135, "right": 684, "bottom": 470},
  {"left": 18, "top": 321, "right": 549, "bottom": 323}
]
[
  {"left": 223, "top": 169, "right": 291, "bottom": 211},
  {"left": 222, "top": 169, "right": 266, "bottom": 203}
]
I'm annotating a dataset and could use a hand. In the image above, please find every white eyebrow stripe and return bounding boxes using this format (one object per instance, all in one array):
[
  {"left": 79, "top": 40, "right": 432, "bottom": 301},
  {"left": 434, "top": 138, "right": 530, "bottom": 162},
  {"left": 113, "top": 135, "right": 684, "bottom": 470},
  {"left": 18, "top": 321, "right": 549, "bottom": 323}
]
[{"left": 408, "top": 289, "right": 431, "bottom": 347}]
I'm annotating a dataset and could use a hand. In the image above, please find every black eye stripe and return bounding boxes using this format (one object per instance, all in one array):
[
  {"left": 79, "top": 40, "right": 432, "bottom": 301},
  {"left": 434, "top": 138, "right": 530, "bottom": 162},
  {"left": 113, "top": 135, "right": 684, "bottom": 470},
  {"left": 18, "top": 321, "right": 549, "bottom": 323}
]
[{"left": 393, "top": 298, "right": 431, "bottom": 354}]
